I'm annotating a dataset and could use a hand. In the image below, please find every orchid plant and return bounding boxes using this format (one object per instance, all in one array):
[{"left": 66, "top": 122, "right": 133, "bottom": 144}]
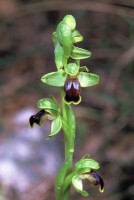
[{"left": 29, "top": 15, "right": 104, "bottom": 200}]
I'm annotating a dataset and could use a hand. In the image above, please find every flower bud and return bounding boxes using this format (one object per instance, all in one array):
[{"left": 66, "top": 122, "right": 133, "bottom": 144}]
[{"left": 63, "top": 15, "right": 76, "bottom": 30}]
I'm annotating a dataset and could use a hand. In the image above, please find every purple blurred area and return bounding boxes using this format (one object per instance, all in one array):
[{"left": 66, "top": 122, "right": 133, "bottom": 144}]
[{"left": 0, "top": 1, "right": 134, "bottom": 200}]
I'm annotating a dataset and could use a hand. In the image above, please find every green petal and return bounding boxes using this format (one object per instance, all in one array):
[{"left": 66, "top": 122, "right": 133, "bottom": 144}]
[
  {"left": 54, "top": 42, "right": 64, "bottom": 70},
  {"left": 65, "top": 63, "right": 79, "bottom": 76},
  {"left": 72, "top": 30, "right": 83, "bottom": 43},
  {"left": 78, "top": 72, "right": 99, "bottom": 87},
  {"left": 75, "top": 158, "right": 100, "bottom": 174},
  {"left": 79, "top": 66, "right": 89, "bottom": 72},
  {"left": 45, "top": 109, "right": 57, "bottom": 118},
  {"left": 70, "top": 46, "right": 91, "bottom": 59},
  {"left": 72, "top": 175, "right": 89, "bottom": 197},
  {"left": 41, "top": 71, "right": 67, "bottom": 87},
  {"left": 63, "top": 15, "right": 76, "bottom": 30},
  {"left": 37, "top": 98, "right": 61, "bottom": 114},
  {"left": 47, "top": 116, "right": 62, "bottom": 139}
]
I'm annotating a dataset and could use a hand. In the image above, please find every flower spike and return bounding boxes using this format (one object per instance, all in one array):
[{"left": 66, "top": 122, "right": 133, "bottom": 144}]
[{"left": 29, "top": 14, "right": 103, "bottom": 199}]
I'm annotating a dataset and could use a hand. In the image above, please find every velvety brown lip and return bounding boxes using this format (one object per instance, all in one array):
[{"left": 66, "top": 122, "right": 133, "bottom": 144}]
[
  {"left": 89, "top": 170, "right": 104, "bottom": 192},
  {"left": 64, "top": 78, "right": 81, "bottom": 103},
  {"left": 29, "top": 109, "right": 47, "bottom": 127}
]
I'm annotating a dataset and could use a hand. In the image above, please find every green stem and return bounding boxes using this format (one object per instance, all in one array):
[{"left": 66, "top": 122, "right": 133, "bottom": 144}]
[{"left": 55, "top": 89, "right": 76, "bottom": 200}]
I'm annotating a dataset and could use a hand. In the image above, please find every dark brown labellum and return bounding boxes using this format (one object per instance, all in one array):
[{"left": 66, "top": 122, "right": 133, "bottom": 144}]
[
  {"left": 29, "top": 109, "right": 47, "bottom": 127},
  {"left": 89, "top": 170, "right": 104, "bottom": 192},
  {"left": 64, "top": 78, "right": 81, "bottom": 104}
]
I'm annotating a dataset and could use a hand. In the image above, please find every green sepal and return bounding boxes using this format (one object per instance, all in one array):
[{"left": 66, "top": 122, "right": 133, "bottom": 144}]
[
  {"left": 41, "top": 71, "right": 67, "bottom": 87},
  {"left": 72, "top": 30, "right": 83, "bottom": 43},
  {"left": 52, "top": 32, "right": 58, "bottom": 47},
  {"left": 54, "top": 42, "right": 64, "bottom": 70},
  {"left": 56, "top": 22, "right": 63, "bottom": 45},
  {"left": 56, "top": 21, "right": 72, "bottom": 58},
  {"left": 78, "top": 72, "right": 99, "bottom": 87},
  {"left": 79, "top": 66, "right": 89, "bottom": 72},
  {"left": 75, "top": 158, "right": 100, "bottom": 174},
  {"left": 37, "top": 98, "right": 61, "bottom": 114},
  {"left": 44, "top": 109, "right": 57, "bottom": 118},
  {"left": 65, "top": 63, "right": 79, "bottom": 76},
  {"left": 63, "top": 15, "right": 76, "bottom": 30},
  {"left": 47, "top": 116, "right": 62, "bottom": 139},
  {"left": 76, "top": 167, "right": 92, "bottom": 175},
  {"left": 72, "top": 175, "right": 89, "bottom": 197},
  {"left": 70, "top": 46, "right": 91, "bottom": 59}
]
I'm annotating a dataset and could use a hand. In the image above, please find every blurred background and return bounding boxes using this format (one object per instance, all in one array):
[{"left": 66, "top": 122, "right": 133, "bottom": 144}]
[{"left": 0, "top": 0, "right": 134, "bottom": 200}]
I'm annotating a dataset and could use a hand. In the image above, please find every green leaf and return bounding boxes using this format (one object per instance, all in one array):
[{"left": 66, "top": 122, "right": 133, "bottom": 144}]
[
  {"left": 41, "top": 71, "right": 67, "bottom": 87},
  {"left": 63, "top": 15, "right": 76, "bottom": 30},
  {"left": 78, "top": 72, "right": 99, "bottom": 87},
  {"left": 54, "top": 42, "right": 64, "bottom": 70},
  {"left": 72, "top": 30, "right": 83, "bottom": 43},
  {"left": 65, "top": 63, "right": 79, "bottom": 76},
  {"left": 75, "top": 158, "right": 100, "bottom": 174},
  {"left": 56, "top": 21, "right": 72, "bottom": 58},
  {"left": 37, "top": 98, "right": 61, "bottom": 114},
  {"left": 70, "top": 46, "right": 91, "bottom": 59},
  {"left": 72, "top": 175, "right": 89, "bottom": 197},
  {"left": 47, "top": 116, "right": 62, "bottom": 138},
  {"left": 66, "top": 103, "right": 76, "bottom": 136}
]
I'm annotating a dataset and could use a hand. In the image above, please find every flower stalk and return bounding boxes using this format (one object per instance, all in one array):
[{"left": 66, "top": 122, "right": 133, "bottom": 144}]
[{"left": 55, "top": 89, "right": 75, "bottom": 199}]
